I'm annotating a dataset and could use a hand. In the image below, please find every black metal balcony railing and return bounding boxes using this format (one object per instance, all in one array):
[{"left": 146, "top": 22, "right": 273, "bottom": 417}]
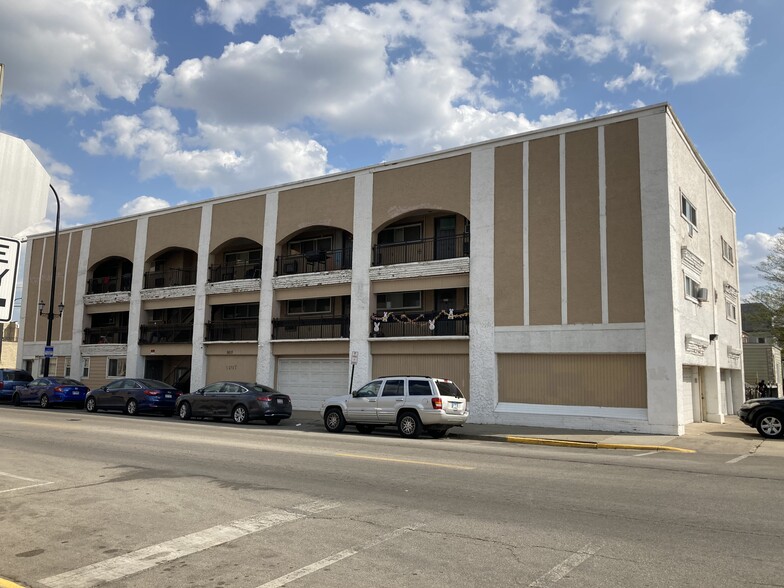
[
  {"left": 83, "top": 326, "right": 129, "bottom": 344},
  {"left": 372, "top": 233, "right": 469, "bottom": 266},
  {"left": 370, "top": 309, "right": 469, "bottom": 337},
  {"left": 143, "top": 268, "right": 197, "bottom": 289},
  {"left": 276, "top": 247, "right": 352, "bottom": 276},
  {"left": 208, "top": 262, "right": 261, "bottom": 283},
  {"left": 138, "top": 323, "right": 194, "bottom": 344},
  {"left": 86, "top": 275, "right": 132, "bottom": 294},
  {"left": 205, "top": 320, "right": 259, "bottom": 342},
  {"left": 272, "top": 316, "right": 350, "bottom": 340}
]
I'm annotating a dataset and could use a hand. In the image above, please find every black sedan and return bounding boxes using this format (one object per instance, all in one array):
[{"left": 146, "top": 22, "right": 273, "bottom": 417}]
[
  {"left": 85, "top": 378, "right": 181, "bottom": 416},
  {"left": 738, "top": 396, "right": 784, "bottom": 439},
  {"left": 176, "top": 381, "right": 292, "bottom": 425}
]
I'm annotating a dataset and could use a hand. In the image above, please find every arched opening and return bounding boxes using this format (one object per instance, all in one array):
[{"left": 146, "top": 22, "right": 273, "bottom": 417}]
[
  {"left": 276, "top": 226, "right": 353, "bottom": 275},
  {"left": 373, "top": 210, "right": 469, "bottom": 266},
  {"left": 209, "top": 238, "right": 262, "bottom": 282},
  {"left": 87, "top": 257, "right": 133, "bottom": 294},
  {"left": 143, "top": 248, "right": 198, "bottom": 289}
]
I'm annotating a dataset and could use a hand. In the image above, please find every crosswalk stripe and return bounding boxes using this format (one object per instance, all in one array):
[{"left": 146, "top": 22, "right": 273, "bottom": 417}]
[{"left": 39, "top": 501, "right": 340, "bottom": 588}]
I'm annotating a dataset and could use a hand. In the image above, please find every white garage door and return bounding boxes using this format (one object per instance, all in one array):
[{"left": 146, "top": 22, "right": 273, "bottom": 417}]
[{"left": 276, "top": 358, "right": 349, "bottom": 411}]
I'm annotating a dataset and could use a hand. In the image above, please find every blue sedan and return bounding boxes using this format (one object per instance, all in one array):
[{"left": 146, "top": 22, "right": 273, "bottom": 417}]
[
  {"left": 85, "top": 378, "right": 181, "bottom": 416},
  {"left": 13, "top": 377, "right": 89, "bottom": 408}
]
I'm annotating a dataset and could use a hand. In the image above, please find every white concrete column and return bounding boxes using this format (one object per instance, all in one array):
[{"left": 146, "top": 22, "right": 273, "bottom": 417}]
[
  {"left": 469, "top": 147, "right": 496, "bottom": 422},
  {"left": 126, "top": 217, "right": 148, "bottom": 377},
  {"left": 70, "top": 228, "right": 91, "bottom": 378},
  {"left": 349, "top": 172, "right": 374, "bottom": 389},
  {"left": 190, "top": 203, "right": 213, "bottom": 391},
  {"left": 256, "top": 192, "right": 278, "bottom": 385},
  {"left": 639, "top": 113, "right": 681, "bottom": 434}
]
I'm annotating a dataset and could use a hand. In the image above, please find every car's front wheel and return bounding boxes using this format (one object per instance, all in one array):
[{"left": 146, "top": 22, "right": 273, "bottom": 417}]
[
  {"left": 756, "top": 412, "right": 784, "bottom": 439},
  {"left": 232, "top": 404, "right": 249, "bottom": 424},
  {"left": 85, "top": 396, "right": 97, "bottom": 412},
  {"left": 126, "top": 399, "right": 138, "bottom": 416},
  {"left": 39, "top": 394, "right": 49, "bottom": 409},
  {"left": 324, "top": 407, "right": 346, "bottom": 433},
  {"left": 178, "top": 402, "right": 192, "bottom": 420},
  {"left": 397, "top": 411, "right": 422, "bottom": 439}
]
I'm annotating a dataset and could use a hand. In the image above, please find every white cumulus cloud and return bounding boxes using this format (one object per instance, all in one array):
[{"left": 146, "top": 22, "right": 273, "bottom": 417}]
[
  {"left": 737, "top": 231, "right": 779, "bottom": 297},
  {"left": 604, "top": 63, "right": 659, "bottom": 91},
  {"left": 0, "top": 0, "right": 166, "bottom": 111},
  {"left": 529, "top": 75, "right": 560, "bottom": 103},
  {"left": 119, "top": 196, "right": 173, "bottom": 217}
]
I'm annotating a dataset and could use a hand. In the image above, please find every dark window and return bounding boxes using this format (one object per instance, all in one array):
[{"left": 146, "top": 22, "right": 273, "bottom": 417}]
[
  {"left": 381, "top": 380, "right": 404, "bottom": 397},
  {"left": 355, "top": 380, "right": 382, "bottom": 398},
  {"left": 408, "top": 380, "right": 433, "bottom": 396},
  {"left": 378, "top": 223, "right": 422, "bottom": 245},
  {"left": 202, "top": 383, "right": 224, "bottom": 395},
  {"left": 435, "top": 381, "right": 464, "bottom": 398}
]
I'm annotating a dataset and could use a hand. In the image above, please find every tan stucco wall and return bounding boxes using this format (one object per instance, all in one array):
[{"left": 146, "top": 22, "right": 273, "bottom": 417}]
[
  {"left": 88, "top": 221, "right": 137, "bottom": 269},
  {"left": 277, "top": 178, "right": 355, "bottom": 243},
  {"left": 210, "top": 195, "right": 265, "bottom": 253},
  {"left": 146, "top": 208, "right": 202, "bottom": 260}
]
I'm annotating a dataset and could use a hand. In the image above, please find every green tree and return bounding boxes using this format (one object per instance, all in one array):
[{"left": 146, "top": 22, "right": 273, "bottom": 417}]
[{"left": 749, "top": 228, "right": 784, "bottom": 344}]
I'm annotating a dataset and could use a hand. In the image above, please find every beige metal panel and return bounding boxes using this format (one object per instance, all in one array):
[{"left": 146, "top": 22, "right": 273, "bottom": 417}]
[
  {"left": 87, "top": 221, "right": 137, "bottom": 269},
  {"left": 24, "top": 238, "right": 45, "bottom": 342},
  {"left": 206, "top": 353, "right": 257, "bottom": 384},
  {"left": 372, "top": 154, "right": 471, "bottom": 230},
  {"left": 493, "top": 143, "right": 524, "bottom": 326},
  {"left": 371, "top": 274, "right": 469, "bottom": 294},
  {"left": 605, "top": 120, "right": 645, "bottom": 323},
  {"left": 35, "top": 235, "right": 59, "bottom": 342},
  {"left": 565, "top": 128, "right": 602, "bottom": 324},
  {"left": 208, "top": 291, "right": 263, "bottom": 305},
  {"left": 274, "top": 283, "right": 352, "bottom": 301},
  {"left": 142, "top": 297, "right": 196, "bottom": 310},
  {"left": 528, "top": 136, "right": 562, "bottom": 325},
  {"left": 85, "top": 302, "right": 131, "bottom": 313},
  {"left": 271, "top": 340, "right": 350, "bottom": 356},
  {"left": 140, "top": 343, "right": 193, "bottom": 356},
  {"left": 370, "top": 338, "right": 469, "bottom": 355},
  {"left": 204, "top": 342, "right": 258, "bottom": 356},
  {"left": 210, "top": 195, "right": 265, "bottom": 252},
  {"left": 146, "top": 208, "right": 202, "bottom": 259},
  {"left": 497, "top": 353, "right": 647, "bottom": 408},
  {"left": 61, "top": 231, "right": 82, "bottom": 339},
  {"left": 277, "top": 178, "right": 355, "bottom": 242},
  {"left": 371, "top": 352, "right": 470, "bottom": 399}
]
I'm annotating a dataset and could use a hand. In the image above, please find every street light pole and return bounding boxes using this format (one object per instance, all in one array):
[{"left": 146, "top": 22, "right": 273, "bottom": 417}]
[{"left": 42, "top": 184, "right": 61, "bottom": 377}]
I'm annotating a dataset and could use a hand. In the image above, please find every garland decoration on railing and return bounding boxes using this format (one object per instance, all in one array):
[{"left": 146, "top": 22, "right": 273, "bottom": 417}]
[{"left": 370, "top": 309, "right": 469, "bottom": 332}]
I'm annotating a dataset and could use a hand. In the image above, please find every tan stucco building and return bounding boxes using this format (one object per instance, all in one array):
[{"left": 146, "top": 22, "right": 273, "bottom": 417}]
[{"left": 17, "top": 104, "right": 744, "bottom": 434}]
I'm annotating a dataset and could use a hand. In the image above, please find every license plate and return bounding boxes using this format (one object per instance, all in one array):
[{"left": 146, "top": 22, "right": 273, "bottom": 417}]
[
  {"left": 165, "top": 393, "right": 172, "bottom": 398},
  {"left": 71, "top": 391, "right": 80, "bottom": 395},
  {"left": 276, "top": 398, "right": 283, "bottom": 404},
  {"left": 450, "top": 402, "right": 460, "bottom": 409}
]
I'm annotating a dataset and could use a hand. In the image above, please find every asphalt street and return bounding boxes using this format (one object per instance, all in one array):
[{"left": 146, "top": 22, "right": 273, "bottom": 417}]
[{"left": 0, "top": 405, "right": 782, "bottom": 587}]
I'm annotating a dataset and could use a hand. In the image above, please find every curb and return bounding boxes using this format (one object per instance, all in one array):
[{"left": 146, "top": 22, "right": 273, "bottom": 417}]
[
  {"left": 454, "top": 433, "right": 696, "bottom": 453},
  {"left": 0, "top": 578, "right": 27, "bottom": 588}
]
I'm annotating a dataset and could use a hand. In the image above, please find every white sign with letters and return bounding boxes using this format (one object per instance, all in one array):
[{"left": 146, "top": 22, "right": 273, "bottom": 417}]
[{"left": 0, "top": 236, "right": 21, "bottom": 322}]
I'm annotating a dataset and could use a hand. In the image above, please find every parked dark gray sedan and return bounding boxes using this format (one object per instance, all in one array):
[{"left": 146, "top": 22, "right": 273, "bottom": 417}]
[
  {"left": 85, "top": 378, "right": 180, "bottom": 416},
  {"left": 176, "top": 381, "right": 292, "bottom": 425}
]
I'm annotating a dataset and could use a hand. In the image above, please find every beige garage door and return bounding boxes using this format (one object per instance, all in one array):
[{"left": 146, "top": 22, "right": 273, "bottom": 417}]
[{"left": 276, "top": 358, "right": 349, "bottom": 411}]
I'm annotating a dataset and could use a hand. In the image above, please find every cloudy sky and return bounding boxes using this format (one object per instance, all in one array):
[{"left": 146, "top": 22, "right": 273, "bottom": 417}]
[{"left": 0, "top": 0, "right": 781, "bottom": 301}]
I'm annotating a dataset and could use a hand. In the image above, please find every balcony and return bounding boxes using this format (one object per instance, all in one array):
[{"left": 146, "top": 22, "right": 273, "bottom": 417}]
[
  {"left": 372, "top": 233, "right": 469, "bottom": 266},
  {"left": 276, "top": 247, "right": 352, "bottom": 276},
  {"left": 143, "top": 268, "right": 196, "bottom": 289},
  {"left": 208, "top": 261, "right": 261, "bottom": 283},
  {"left": 86, "top": 275, "right": 132, "bottom": 294},
  {"left": 205, "top": 320, "right": 259, "bottom": 342},
  {"left": 370, "top": 309, "right": 469, "bottom": 337},
  {"left": 272, "top": 316, "right": 350, "bottom": 340},
  {"left": 138, "top": 323, "right": 194, "bottom": 344},
  {"left": 83, "top": 326, "right": 129, "bottom": 345}
]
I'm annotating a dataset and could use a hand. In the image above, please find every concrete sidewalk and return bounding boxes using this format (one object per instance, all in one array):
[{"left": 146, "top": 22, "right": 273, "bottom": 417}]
[{"left": 288, "top": 411, "right": 783, "bottom": 456}]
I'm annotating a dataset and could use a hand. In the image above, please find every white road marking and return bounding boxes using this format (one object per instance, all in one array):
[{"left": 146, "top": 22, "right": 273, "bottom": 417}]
[
  {"left": 39, "top": 501, "right": 339, "bottom": 588},
  {"left": 257, "top": 525, "right": 421, "bottom": 588},
  {"left": 726, "top": 454, "right": 751, "bottom": 464},
  {"left": 0, "top": 470, "right": 54, "bottom": 494},
  {"left": 634, "top": 451, "right": 658, "bottom": 457},
  {"left": 529, "top": 542, "right": 602, "bottom": 587}
]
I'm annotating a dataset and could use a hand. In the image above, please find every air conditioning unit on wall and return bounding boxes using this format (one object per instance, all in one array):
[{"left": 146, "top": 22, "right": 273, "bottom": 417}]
[{"left": 696, "top": 288, "right": 709, "bottom": 302}]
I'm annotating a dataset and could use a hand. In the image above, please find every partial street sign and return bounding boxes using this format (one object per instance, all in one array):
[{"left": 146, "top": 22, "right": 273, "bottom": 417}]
[
  {"left": 44, "top": 346, "right": 54, "bottom": 358},
  {"left": 0, "top": 236, "right": 21, "bottom": 322}
]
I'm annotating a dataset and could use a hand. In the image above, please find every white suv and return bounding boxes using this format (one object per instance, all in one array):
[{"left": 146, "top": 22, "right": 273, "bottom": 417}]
[{"left": 320, "top": 376, "right": 469, "bottom": 439}]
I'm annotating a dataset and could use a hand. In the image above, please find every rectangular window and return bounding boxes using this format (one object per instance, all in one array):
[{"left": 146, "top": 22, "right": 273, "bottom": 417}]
[
  {"left": 81, "top": 357, "right": 90, "bottom": 378},
  {"left": 684, "top": 274, "right": 701, "bottom": 301},
  {"left": 721, "top": 237, "right": 735, "bottom": 265},
  {"left": 220, "top": 303, "right": 260, "bottom": 320},
  {"left": 681, "top": 192, "right": 697, "bottom": 228},
  {"left": 64, "top": 357, "right": 71, "bottom": 377},
  {"left": 107, "top": 357, "right": 126, "bottom": 378},
  {"left": 725, "top": 300, "right": 737, "bottom": 322},
  {"left": 378, "top": 223, "right": 422, "bottom": 245},
  {"left": 377, "top": 291, "right": 422, "bottom": 310},
  {"left": 287, "top": 298, "right": 332, "bottom": 315},
  {"left": 23, "top": 359, "right": 33, "bottom": 373},
  {"left": 288, "top": 236, "right": 333, "bottom": 255}
]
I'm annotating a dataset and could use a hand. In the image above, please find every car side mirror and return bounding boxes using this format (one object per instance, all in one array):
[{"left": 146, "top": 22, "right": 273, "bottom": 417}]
[
  {"left": 196, "top": 389, "right": 205, "bottom": 395},
  {"left": 351, "top": 390, "right": 358, "bottom": 398}
]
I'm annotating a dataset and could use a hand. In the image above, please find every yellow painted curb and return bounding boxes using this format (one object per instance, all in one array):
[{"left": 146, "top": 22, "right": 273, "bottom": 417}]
[
  {"left": 0, "top": 577, "right": 28, "bottom": 588},
  {"left": 504, "top": 436, "right": 696, "bottom": 453}
]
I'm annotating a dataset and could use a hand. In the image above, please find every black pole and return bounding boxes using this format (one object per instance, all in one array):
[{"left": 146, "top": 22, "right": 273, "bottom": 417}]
[
  {"left": 349, "top": 363, "right": 355, "bottom": 394},
  {"left": 42, "top": 184, "right": 61, "bottom": 377}
]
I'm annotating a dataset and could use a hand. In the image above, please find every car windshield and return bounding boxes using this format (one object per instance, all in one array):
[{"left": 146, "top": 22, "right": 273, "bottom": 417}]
[{"left": 435, "top": 381, "right": 464, "bottom": 398}]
